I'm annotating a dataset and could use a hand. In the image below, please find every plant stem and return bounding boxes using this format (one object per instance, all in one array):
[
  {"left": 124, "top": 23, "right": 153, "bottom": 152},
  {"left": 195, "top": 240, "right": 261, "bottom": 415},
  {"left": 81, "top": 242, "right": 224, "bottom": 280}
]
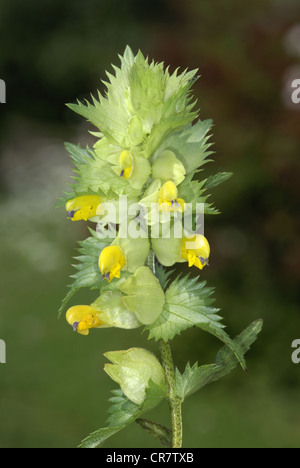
[
  {"left": 147, "top": 251, "right": 183, "bottom": 448},
  {"left": 159, "top": 340, "right": 183, "bottom": 448}
]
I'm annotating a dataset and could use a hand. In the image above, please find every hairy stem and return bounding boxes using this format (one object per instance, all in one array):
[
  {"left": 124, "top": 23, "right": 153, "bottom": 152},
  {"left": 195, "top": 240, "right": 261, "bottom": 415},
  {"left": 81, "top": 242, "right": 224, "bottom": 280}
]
[
  {"left": 147, "top": 251, "right": 183, "bottom": 448},
  {"left": 159, "top": 340, "right": 183, "bottom": 448}
]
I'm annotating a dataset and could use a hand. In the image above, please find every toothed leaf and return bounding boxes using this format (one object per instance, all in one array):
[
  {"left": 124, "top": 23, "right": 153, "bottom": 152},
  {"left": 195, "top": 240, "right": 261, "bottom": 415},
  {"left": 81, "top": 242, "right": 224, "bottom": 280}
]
[{"left": 175, "top": 319, "right": 263, "bottom": 400}]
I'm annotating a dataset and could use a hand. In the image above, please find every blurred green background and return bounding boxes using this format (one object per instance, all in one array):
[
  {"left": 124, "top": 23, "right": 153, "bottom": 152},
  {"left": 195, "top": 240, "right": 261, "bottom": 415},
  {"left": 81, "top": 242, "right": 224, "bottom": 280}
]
[{"left": 0, "top": 0, "right": 299, "bottom": 448}]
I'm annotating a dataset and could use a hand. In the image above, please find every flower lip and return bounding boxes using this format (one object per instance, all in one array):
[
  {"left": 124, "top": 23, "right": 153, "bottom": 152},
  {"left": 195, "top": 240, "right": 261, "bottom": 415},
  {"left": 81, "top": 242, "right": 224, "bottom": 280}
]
[
  {"left": 67, "top": 210, "right": 77, "bottom": 219},
  {"left": 171, "top": 199, "right": 180, "bottom": 207},
  {"left": 72, "top": 321, "right": 80, "bottom": 332},
  {"left": 199, "top": 256, "right": 209, "bottom": 266}
]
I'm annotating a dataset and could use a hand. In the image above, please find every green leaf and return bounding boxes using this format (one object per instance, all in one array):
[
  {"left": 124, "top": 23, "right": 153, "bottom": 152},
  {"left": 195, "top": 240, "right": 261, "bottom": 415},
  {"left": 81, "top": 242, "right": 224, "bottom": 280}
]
[
  {"left": 67, "top": 93, "right": 130, "bottom": 147},
  {"left": 153, "top": 119, "right": 213, "bottom": 174},
  {"left": 78, "top": 380, "right": 165, "bottom": 448},
  {"left": 154, "top": 264, "right": 175, "bottom": 291},
  {"left": 146, "top": 274, "right": 247, "bottom": 371},
  {"left": 56, "top": 143, "right": 98, "bottom": 207},
  {"left": 175, "top": 363, "right": 220, "bottom": 400},
  {"left": 75, "top": 154, "right": 140, "bottom": 197},
  {"left": 78, "top": 426, "right": 122, "bottom": 449},
  {"left": 213, "top": 319, "right": 263, "bottom": 379},
  {"left": 64, "top": 142, "right": 95, "bottom": 166},
  {"left": 175, "top": 319, "right": 263, "bottom": 400},
  {"left": 200, "top": 322, "right": 247, "bottom": 372},
  {"left": 145, "top": 275, "right": 222, "bottom": 342},
  {"left": 203, "top": 172, "right": 233, "bottom": 189}
]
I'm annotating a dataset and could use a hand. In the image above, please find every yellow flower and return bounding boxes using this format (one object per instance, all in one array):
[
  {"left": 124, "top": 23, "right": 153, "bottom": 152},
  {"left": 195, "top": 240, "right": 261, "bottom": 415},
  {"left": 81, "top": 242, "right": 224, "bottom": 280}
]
[
  {"left": 66, "top": 305, "right": 104, "bottom": 336},
  {"left": 66, "top": 195, "right": 101, "bottom": 221},
  {"left": 158, "top": 181, "right": 185, "bottom": 213},
  {"left": 99, "top": 245, "right": 126, "bottom": 282},
  {"left": 119, "top": 150, "right": 133, "bottom": 179},
  {"left": 181, "top": 234, "right": 210, "bottom": 270}
]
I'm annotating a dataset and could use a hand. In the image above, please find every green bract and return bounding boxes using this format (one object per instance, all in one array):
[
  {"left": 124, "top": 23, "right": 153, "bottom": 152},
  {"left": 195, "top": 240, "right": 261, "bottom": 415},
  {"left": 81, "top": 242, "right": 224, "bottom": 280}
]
[
  {"left": 60, "top": 46, "right": 262, "bottom": 448},
  {"left": 91, "top": 292, "right": 141, "bottom": 329},
  {"left": 104, "top": 348, "right": 165, "bottom": 405},
  {"left": 151, "top": 150, "right": 186, "bottom": 186},
  {"left": 119, "top": 266, "right": 165, "bottom": 325}
]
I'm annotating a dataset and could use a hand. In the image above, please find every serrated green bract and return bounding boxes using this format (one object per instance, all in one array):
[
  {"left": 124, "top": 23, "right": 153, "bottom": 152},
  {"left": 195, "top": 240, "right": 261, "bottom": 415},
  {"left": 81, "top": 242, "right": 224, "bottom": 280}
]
[
  {"left": 65, "top": 141, "right": 94, "bottom": 164},
  {"left": 68, "top": 46, "right": 198, "bottom": 152},
  {"left": 175, "top": 363, "right": 220, "bottom": 401},
  {"left": 145, "top": 274, "right": 247, "bottom": 371},
  {"left": 78, "top": 381, "right": 166, "bottom": 448},
  {"left": 153, "top": 119, "right": 214, "bottom": 175},
  {"left": 145, "top": 275, "right": 221, "bottom": 341},
  {"left": 58, "top": 229, "right": 111, "bottom": 317},
  {"left": 203, "top": 171, "right": 233, "bottom": 190},
  {"left": 76, "top": 154, "right": 141, "bottom": 197}
]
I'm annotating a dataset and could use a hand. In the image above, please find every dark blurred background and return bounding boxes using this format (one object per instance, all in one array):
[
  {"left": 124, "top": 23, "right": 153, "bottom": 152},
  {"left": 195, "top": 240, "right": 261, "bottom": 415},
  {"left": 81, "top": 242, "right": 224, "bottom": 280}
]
[{"left": 0, "top": 0, "right": 299, "bottom": 448}]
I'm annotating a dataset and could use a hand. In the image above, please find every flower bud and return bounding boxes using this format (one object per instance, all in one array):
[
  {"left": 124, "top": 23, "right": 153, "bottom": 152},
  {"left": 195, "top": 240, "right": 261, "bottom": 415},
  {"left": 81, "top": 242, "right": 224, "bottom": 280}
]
[{"left": 104, "top": 348, "right": 165, "bottom": 405}]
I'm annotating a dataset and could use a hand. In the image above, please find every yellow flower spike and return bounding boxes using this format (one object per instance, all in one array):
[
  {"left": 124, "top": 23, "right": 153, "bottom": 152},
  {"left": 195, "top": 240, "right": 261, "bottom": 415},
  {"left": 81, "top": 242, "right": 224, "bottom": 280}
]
[
  {"left": 119, "top": 150, "right": 133, "bottom": 179},
  {"left": 158, "top": 181, "right": 185, "bottom": 213},
  {"left": 66, "top": 195, "right": 101, "bottom": 221},
  {"left": 181, "top": 234, "right": 210, "bottom": 270},
  {"left": 66, "top": 305, "right": 104, "bottom": 336},
  {"left": 99, "top": 245, "right": 126, "bottom": 282}
]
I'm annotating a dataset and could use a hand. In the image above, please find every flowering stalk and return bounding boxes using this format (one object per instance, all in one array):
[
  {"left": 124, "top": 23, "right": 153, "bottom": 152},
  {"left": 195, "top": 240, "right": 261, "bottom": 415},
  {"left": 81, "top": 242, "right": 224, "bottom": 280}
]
[
  {"left": 58, "top": 47, "right": 263, "bottom": 448},
  {"left": 159, "top": 340, "right": 182, "bottom": 448},
  {"left": 148, "top": 249, "right": 182, "bottom": 447}
]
